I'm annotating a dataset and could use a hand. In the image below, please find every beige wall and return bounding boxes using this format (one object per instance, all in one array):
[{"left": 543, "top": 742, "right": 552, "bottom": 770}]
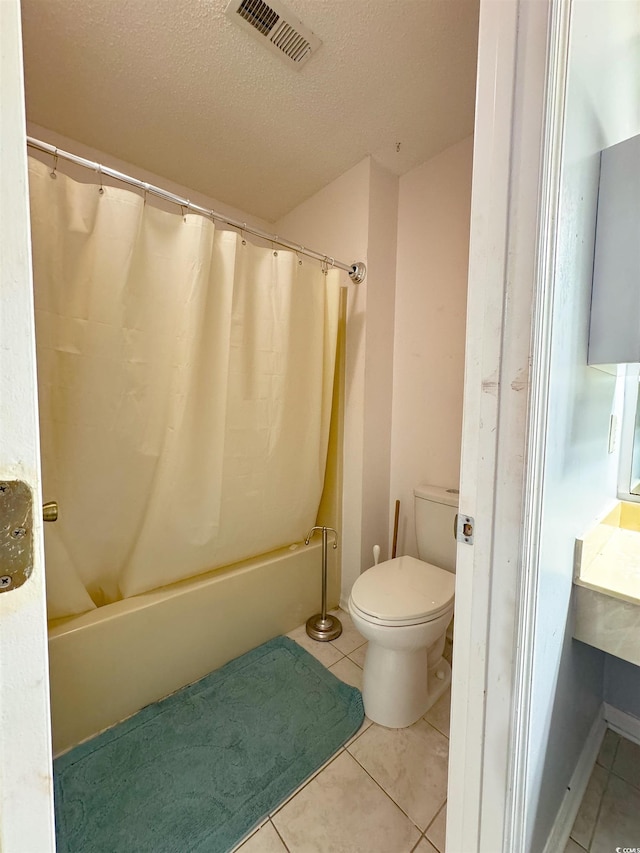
[
  {"left": 276, "top": 158, "right": 399, "bottom": 604},
  {"left": 361, "top": 161, "right": 399, "bottom": 566},
  {"left": 26, "top": 123, "right": 272, "bottom": 233},
  {"left": 390, "top": 136, "right": 473, "bottom": 557},
  {"left": 277, "top": 141, "right": 473, "bottom": 590}
]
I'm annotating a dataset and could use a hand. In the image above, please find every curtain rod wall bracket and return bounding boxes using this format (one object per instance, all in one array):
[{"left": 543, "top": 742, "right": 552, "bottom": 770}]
[{"left": 349, "top": 262, "right": 366, "bottom": 284}]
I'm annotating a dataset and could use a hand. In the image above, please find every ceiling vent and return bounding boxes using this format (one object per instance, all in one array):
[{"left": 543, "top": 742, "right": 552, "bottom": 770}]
[{"left": 225, "top": 0, "right": 321, "bottom": 69}]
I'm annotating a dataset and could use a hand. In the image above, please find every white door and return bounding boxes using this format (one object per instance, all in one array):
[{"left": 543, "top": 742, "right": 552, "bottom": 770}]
[
  {"left": 446, "top": 0, "right": 566, "bottom": 850},
  {"left": 0, "top": 0, "right": 56, "bottom": 849}
]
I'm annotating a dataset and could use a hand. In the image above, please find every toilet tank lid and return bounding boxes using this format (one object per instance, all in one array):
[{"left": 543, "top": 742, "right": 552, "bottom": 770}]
[{"left": 414, "top": 484, "right": 459, "bottom": 507}]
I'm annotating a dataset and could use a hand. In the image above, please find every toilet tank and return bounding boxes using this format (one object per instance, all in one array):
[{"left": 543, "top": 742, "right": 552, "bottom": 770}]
[{"left": 414, "top": 484, "right": 459, "bottom": 573}]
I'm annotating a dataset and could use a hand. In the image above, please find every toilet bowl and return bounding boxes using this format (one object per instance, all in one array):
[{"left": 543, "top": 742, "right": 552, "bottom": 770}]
[{"left": 348, "top": 555, "right": 454, "bottom": 728}]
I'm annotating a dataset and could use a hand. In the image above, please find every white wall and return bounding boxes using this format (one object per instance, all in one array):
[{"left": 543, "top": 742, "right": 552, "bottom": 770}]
[
  {"left": 527, "top": 3, "right": 640, "bottom": 849},
  {"left": 390, "top": 137, "right": 472, "bottom": 557},
  {"left": 276, "top": 158, "right": 398, "bottom": 602}
]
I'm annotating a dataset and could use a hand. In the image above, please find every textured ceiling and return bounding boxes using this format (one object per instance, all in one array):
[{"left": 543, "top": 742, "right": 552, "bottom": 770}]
[{"left": 21, "top": 0, "right": 479, "bottom": 222}]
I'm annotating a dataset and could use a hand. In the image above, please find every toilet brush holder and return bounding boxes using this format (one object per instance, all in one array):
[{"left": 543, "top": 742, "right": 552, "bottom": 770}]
[{"left": 304, "top": 526, "right": 341, "bottom": 641}]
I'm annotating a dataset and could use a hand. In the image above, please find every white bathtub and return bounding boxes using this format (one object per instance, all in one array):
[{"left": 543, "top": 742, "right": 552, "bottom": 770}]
[{"left": 48, "top": 540, "right": 338, "bottom": 756}]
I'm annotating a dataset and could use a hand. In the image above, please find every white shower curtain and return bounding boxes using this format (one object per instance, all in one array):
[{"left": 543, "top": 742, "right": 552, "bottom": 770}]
[{"left": 28, "top": 157, "right": 340, "bottom": 621}]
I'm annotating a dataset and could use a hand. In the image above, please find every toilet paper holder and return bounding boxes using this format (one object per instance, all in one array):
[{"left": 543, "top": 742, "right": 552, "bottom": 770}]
[{"left": 303, "top": 526, "right": 342, "bottom": 641}]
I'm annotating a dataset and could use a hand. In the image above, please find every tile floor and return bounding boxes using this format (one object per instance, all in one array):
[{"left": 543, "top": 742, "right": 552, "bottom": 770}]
[
  {"left": 566, "top": 729, "right": 640, "bottom": 853},
  {"left": 233, "top": 609, "right": 452, "bottom": 853}
]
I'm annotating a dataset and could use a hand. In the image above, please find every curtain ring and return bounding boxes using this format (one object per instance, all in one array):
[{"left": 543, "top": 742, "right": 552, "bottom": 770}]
[
  {"left": 297, "top": 245, "right": 304, "bottom": 266},
  {"left": 97, "top": 165, "right": 104, "bottom": 195},
  {"left": 143, "top": 183, "right": 150, "bottom": 205},
  {"left": 50, "top": 149, "right": 58, "bottom": 179},
  {"left": 272, "top": 236, "right": 278, "bottom": 257},
  {"left": 321, "top": 256, "right": 329, "bottom": 275},
  {"left": 241, "top": 223, "right": 247, "bottom": 246}
]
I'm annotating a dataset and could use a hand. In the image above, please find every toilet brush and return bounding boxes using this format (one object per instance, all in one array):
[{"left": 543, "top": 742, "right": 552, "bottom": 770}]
[
  {"left": 303, "top": 526, "right": 341, "bottom": 641},
  {"left": 392, "top": 499, "right": 400, "bottom": 558}
]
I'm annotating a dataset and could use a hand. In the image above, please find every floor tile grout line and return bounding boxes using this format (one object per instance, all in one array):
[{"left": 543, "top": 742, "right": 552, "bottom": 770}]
[
  {"left": 413, "top": 825, "right": 445, "bottom": 853},
  {"left": 409, "top": 836, "right": 424, "bottom": 853},
  {"left": 421, "top": 715, "right": 450, "bottom": 741},
  {"left": 345, "top": 746, "right": 427, "bottom": 833},
  {"left": 343, "top": 718, "right": 373, "bottom": 750},
  {"left": 333, "top": 637, "right": 449, "bottom": 839},
  {"left": 269, "top": 817, "right": 291, "bottom": 852},
  {"left": 424, "top": 799, "right": 447, "bottom": 853},
  {"left": 606, "top": 735, "right": 640, "bottom": 793},
  {"left": 426, "top": 832, "right": 446, "bottom": 853},
  {"left": 329, "top": 651, "right": 365, "bottom": 679},
  {"left": 595, "top": 728, "right": 620, "bottom": 772},
  {"left": 608, "top": 765, "right": 640, "bottom": 792},
  {"left": 232, "top": 815, "right": 271, "bottom": 851},
  {"left": 332, "top": 642, "right": 367, "bottom": 658},
  {"left": 269, "top": 746, "right": 346, "bottom": 819},
  {"left": 290, "top": 616, "right": 450, "bottom": 847},
  {"left": 586, "top": 765, "right": 612, "bottom": 852},
  {"left": 585, "top": 733, "right": 624, "bottom": 852}
]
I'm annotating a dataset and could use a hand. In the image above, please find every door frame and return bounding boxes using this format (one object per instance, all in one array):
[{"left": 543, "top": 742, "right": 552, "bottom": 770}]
[
  {"left": 0, "top": 1, "right": 56, "bottom": 849},
  {"left": 447, "top": 0, "right": 569, "bottom": 850}
]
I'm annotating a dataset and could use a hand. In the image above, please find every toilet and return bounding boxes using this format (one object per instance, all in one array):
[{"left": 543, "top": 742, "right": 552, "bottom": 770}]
[{"left": 348, "top": 484, "right": 458, "bottom": 728}]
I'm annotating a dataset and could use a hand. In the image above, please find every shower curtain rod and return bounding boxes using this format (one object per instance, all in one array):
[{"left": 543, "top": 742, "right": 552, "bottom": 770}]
[{"left": 26, "top": 137, "right": 367, "bottom": 284}]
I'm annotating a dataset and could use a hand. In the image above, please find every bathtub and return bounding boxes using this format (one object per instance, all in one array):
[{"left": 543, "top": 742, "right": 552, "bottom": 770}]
[{"left": 48, "top": 540, "right": 339, "bottom": 756}]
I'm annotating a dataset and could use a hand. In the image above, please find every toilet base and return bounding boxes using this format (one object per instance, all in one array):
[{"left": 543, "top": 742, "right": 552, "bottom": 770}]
[{"left": 362, "top": 645, "right": 452, "bottom": 729}]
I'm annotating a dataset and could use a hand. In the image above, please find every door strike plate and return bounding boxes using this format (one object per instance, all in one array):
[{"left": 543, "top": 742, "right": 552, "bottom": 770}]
[
  {"left": 0, "top": 480, "right": 34, "bottom": 592},
  {"left": 455, "top": 513, "right": 475, "bottom": 545}
]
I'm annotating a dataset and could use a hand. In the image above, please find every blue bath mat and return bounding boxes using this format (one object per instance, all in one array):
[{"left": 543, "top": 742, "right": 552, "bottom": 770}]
[{"left": 54, "top": 636, "right": 364, "bottom": 853}]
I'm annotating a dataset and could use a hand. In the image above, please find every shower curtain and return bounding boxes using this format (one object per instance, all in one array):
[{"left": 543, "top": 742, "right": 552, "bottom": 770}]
[{"left": 28, "top": 157, "right": 340, "bottom": 621}]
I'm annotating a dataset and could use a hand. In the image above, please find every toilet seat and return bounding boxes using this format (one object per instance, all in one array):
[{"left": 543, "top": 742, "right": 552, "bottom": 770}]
[
  {"left": 350, "top": 555, "right": 455, "bottom": 626},
  {"left": 349, "top": 597, "right": 453, "bottom": 628}
]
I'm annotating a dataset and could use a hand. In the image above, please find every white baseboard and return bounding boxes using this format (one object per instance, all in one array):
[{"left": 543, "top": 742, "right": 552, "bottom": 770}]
[
  {"left": 542, "top": 708, "right": 607, "bottom": 853},
  {"left": 603, "top": 703, "right": 640, "bottom": 746}
]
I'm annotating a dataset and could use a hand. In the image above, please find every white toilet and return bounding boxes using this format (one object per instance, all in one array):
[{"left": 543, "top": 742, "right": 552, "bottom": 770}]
[{"left": 348, "top": 485, "right": 458, "bottom": 728}]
